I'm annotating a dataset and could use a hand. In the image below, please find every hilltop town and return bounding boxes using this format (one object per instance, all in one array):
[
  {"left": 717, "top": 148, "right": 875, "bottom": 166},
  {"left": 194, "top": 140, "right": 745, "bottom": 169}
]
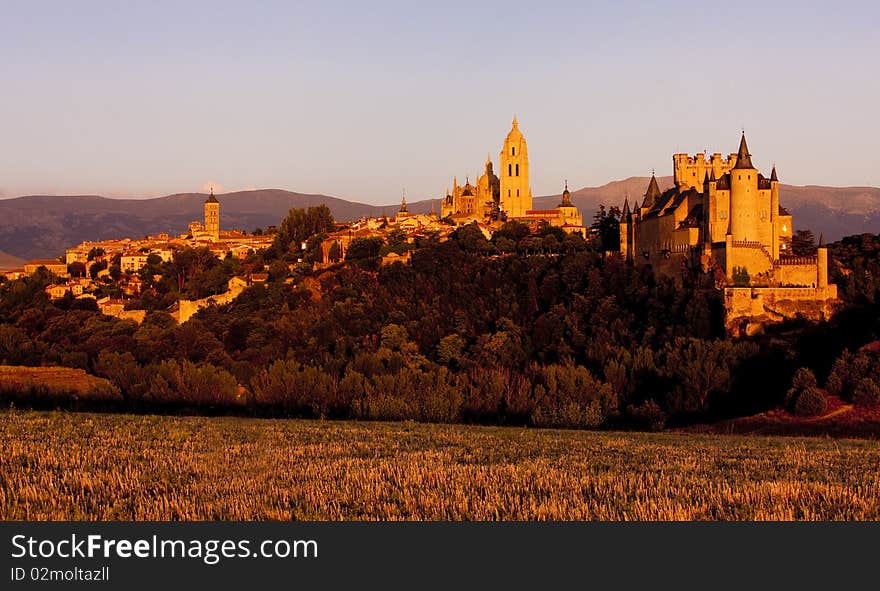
[
  {"left": 5, "top": 119, "right": 591, "bottom": 324},
  {"left": 4, "top": 120, "right": 841, "bottom": 335}
]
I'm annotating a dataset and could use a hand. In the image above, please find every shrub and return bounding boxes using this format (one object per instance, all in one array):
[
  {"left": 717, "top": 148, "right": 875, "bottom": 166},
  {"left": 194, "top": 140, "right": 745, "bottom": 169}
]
[
  {"left": 793, "top": 387, "right": 827, "bottom": 417},
  {"left": 826, "top": 351, "right": 880, "bottom": 402},
  {"left": 149, "top": 360, "right": 241, "bottom": 408},
  {"left": 530, "top": 364, "right": 615, "bottom": 429},
  {"left": 852, "top": 378, "right": 880, "bottom": 408},
  {"left": 626, "top": 399, "right": 667, "bottom": 431},
  {"left": 250, "top": 359, "right": 340, "bottom": 417},
  {"left": 785, "top": 367, "right": 818, "bottom": 412}
]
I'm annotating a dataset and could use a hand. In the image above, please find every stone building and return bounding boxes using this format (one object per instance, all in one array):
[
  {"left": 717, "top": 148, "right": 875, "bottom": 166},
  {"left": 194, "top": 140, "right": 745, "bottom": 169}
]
[
  {"left": 441, "top": 118, "right": 584, "bottom": 235},
  {"left": 619, "top": 133, "right": 838, "bottom": 333}
]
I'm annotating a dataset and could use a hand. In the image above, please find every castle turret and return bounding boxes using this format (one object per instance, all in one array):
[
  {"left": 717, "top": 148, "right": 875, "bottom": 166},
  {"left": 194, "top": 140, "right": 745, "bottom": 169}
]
[
  {"left": 499, "top": 116, "right": 531, "bottom": 218},
  {"left": 729, "top": 133, "right": 759, "bottom": 242},
  {"left": 817, "top": 233, "right": 828, "bottom": 289},
  {"left": 619, "top": 197, "right": 631, "bottom": 261},
  {"left": 770, "top": 165, "right": 780, "bottom": 259},
  {"left": 204, "top": 187, "right": 220, "bottom": 242}
]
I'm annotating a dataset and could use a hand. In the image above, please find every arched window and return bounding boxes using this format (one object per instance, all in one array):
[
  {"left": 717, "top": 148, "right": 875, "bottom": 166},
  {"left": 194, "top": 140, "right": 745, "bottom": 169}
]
[
  {"left": 508, "top": 164, "right": 512, "bottom": 176},
  {"left": 512, "top": 147, "right": 515, "bottom": 156},
  {"left": 515, "top": 163, "right": 519, "bottom": 176},
  {"left": 516, "top": 189, "right": 520, "bottom": 197},
  {"left": 508, "top": 190, "right": 511, "bottom": 197}
]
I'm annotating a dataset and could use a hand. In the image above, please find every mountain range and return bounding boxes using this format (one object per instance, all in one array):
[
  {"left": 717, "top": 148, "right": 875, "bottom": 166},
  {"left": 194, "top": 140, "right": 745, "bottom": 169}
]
[{"left": 0, "top": 178, "right": 877, "bottom": 264}]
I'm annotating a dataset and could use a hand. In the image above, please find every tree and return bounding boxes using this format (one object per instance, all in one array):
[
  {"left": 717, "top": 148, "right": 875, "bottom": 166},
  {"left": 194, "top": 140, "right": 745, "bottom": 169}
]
[
  {"left": 271, "top": 205, "right": 335, "bottom": 259},
  {"left": 451, "top": 223, "right": 491, "bottom": 253},
  {"left": 345, "top": 237, "right": 384, "bottom": 261},
  {"left": 67, "top": 261, "right": 86, "bottom": 277},
  {"left": 791, "top": 229, "right": 816, "bottom": 257},
  {"left": 328, "top": 241, "right": 342, "bottom": 263},
  {"left": 732, "top": 266, "right": 750, "bottom": 286},
  {"left": 87, "top": 247, "right": 105, "bottom": 261},
  {"left": 590, "top": 205, "right": 622, "bottom": 252}
]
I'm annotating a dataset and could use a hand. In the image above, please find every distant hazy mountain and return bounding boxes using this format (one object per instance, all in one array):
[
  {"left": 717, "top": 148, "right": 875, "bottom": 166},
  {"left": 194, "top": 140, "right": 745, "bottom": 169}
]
[
  {"left": 0, "top": 250, "right": 25, "bottom": 271},
  {"left": 0, "top": 190, "right": 389, "bottom": 260},
  {"left": 1, "top": 180, "right": 877, "bottom": 260}
]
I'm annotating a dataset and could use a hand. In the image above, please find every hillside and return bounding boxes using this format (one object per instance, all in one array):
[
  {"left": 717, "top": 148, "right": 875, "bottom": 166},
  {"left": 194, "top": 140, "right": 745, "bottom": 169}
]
[{"left": 1, "top": 180, "right": 878, "bottom": 259}]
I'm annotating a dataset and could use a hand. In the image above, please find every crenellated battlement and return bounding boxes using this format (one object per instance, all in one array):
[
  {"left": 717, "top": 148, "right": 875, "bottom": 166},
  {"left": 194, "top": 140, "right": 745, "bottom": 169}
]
[
  {"left": 776, "top": 255, "right": 818, "bottom": 266},
  {"left": 672, "top": 151, "right": 738, "bottom": 191}
]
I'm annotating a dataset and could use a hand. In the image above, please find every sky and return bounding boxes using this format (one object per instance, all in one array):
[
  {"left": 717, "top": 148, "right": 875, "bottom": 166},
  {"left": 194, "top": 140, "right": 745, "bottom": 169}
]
[{"left": 1, "top": 0, "right": 878, "bottom": 203}]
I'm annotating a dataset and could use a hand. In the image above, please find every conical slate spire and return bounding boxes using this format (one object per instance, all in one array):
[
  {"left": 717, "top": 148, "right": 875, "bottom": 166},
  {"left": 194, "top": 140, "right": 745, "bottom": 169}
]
[
  {"left": 622, "top": 197, "right": 630, "bottom": 216},
  {"left": 733, "top": 132, "right": 754, "bottom": 169},
  {"left": 818, "top": 233, "right": 825, "bottom": 247},
  {"left": 770, "top": 165, "right": 778, "bottom": 182},
  {"left": 642, "top": 173, "right": 661, "bottom": 208}
]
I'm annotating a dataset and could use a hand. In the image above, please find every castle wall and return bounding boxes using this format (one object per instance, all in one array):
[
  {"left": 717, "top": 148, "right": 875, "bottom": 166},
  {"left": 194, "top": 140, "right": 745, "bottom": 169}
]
[
  {"left": 774, "top": 258, "right": 819, "bottom": 287},
  {"left": 724, "top": 285, "right": 839, "bottom": 335},
  {"left": 727, "top": 243, "right": 774, "bottom": 280}
]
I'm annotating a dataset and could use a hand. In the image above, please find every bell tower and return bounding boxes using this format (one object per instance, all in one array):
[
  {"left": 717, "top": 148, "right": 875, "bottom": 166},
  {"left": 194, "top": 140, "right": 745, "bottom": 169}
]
[
  {"left": 204, "top": 187, "right": 220, "bottom": 241},
  {"left": 499, "top": 116, "right": 532, "bottom": 218}
]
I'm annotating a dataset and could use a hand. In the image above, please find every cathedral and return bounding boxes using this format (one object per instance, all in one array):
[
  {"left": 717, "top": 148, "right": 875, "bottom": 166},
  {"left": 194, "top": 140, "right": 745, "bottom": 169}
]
[
  {"left": 441, "top": 118, "right": 584, "bottom": 235},
  {"left": 619, "top": 133, "right": 838, "bottom": 332}
]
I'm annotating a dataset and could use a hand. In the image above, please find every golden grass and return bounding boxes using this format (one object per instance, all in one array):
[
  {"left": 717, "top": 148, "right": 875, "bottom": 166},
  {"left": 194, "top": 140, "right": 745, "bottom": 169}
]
[{"left": 1, "top": 409, "right": 879, "bottom": 520}]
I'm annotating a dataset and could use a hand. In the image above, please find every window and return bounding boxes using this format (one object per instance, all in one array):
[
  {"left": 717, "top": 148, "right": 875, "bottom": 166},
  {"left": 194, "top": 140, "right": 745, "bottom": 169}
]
[
  {"left": 508, "top": 190, "right": 511, "bottom": 197},
  {"left": 760, "top": 210, "right": 767, "bottom": 220},
  {"left": 720, "top": 211, "right": 728, "bottom": 219},
  {"left": 515, "top": 163, "right": 519, "bottom": 176},
  {"left": 508, "top": 164, "right": 512, "bottom": 176},
  {"left": 512, "top": 147, "right": 515, "bottom": 156},
  {"left": 516, "top": 189, "right": 520, "bottom": 197}
]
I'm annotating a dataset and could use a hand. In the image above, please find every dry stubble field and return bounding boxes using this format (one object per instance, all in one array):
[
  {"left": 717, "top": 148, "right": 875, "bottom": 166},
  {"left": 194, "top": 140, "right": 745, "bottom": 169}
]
[{"left": 1, "top": 409, "right": 879, "bottom": 520}]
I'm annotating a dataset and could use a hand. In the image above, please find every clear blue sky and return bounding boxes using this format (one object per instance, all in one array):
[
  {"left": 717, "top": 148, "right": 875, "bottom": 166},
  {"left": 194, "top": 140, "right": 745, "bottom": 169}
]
[{"left": 1, "top": 0, "right": 878, "bottom": 203}]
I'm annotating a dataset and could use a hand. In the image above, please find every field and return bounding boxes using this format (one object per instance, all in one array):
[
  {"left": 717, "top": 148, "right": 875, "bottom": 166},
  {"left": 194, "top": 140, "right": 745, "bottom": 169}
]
[{"left": 2, "top": 409, "right": 879, "bottom": 520}]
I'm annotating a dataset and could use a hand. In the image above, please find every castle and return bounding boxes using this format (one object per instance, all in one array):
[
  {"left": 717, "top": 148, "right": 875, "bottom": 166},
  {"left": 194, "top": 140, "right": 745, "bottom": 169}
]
[
  {"left": 441, "top": 118, "right": 584, "bottom": 235},
  {"left": 619, "top": 133, "right": 838, "bottom": 333}
]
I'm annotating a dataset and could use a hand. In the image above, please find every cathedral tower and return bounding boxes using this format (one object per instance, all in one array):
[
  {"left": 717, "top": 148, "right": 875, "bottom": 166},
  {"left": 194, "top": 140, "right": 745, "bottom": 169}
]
[
  {"left": 499, "top": 116, "right": 532, "bottom": 218},
  {"left": 204, "top": 187, "right": 220, "bottom": 241}
]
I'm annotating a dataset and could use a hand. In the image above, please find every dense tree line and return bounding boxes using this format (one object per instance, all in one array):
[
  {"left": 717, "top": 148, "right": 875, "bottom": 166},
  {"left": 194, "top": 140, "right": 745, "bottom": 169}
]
[{"left": 1, "top": 209, "right": 879, "bottom": 430}]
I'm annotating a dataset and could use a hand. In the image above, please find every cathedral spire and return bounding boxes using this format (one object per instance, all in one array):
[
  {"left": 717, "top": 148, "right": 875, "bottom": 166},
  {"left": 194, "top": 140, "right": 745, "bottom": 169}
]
[
  {"left": 770, "top": 165, "right": 778, "bottom": 182},
  {"left": 818, "top": 233, "right": 825, "bottom": 247},
  {"left": 559, "top": 179, "right": 572, "bottom": 207},
  {"left": 512, "top": 115, "right": 518, "bottom": 129},
  {"left": 399, "top": 189, "right": 407, "bottom": 213},
  {"left": 622, "top": 196, "right": 630, "bottom": 216},
  {"left": 733, "top": 132, "right": 754, "bottom": 169}
]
